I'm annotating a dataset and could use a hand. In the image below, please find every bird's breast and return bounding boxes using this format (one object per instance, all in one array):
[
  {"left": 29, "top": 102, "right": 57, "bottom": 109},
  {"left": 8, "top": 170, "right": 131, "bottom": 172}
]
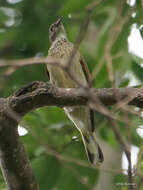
[
  {"left": 49, "top": 40, "right": 74, "bottom": 61},
  {"left": 47, "top": 39, "right": 87, "bottom": 87}
]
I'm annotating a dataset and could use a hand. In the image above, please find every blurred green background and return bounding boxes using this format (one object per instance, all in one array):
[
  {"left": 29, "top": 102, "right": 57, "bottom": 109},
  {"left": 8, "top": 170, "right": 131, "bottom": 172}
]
[{"left": 0, "top": 0, "right": 143, "bottom": 190}]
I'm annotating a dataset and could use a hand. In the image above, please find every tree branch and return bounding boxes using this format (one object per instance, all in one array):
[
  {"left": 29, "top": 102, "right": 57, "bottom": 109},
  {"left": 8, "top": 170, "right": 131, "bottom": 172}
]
[
  {"left": 0, "top": 98, "right": 39, "bottom": 190},
  {"left": 8, "top": 81, "right": 143, "bottom": 115}
]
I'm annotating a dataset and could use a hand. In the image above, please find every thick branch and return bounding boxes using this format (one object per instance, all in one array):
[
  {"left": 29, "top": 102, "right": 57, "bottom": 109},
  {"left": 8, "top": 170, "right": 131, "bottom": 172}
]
[
  {"left": 0, "top": 99, "right": 39, "bottom": 190},
  {"left": 8, "top": 81, "right": 143, "bottom": 116}
]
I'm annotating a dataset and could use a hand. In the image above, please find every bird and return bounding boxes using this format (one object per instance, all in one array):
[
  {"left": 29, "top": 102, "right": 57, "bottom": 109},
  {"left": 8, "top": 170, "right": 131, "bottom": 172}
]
[{"left": 46, "top": 18, "right": 103, "bottom": 165}]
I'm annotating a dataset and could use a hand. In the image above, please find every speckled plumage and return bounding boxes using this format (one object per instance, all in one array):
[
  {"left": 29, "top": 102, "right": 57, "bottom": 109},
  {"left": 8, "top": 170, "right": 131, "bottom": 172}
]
[
  {"left": 47, "top": 19, "right": 103, "bottom": 165},
  {"left": 48, "top": 37, "right": 87, "bottom": 88},
  {"left": 48, "top": 37, "right": 73, "bottom": 59}
]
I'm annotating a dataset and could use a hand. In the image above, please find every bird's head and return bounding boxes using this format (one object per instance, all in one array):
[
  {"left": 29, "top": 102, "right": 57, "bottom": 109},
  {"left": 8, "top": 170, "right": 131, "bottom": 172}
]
[{"left": 49, "top": 18, "right": 66, "bottom": 43}]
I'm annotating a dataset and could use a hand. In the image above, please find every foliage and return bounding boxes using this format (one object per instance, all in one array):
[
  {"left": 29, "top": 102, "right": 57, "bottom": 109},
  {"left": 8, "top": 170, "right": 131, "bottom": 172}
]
[{"left": 0, "top": 0, "right": 143, "bottom": 190}]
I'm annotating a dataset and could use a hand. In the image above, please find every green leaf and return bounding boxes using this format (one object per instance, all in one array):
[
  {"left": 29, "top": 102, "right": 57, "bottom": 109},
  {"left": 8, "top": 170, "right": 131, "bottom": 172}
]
[
  {"left": 131, "top": 61, "right": 143, "bottom": 81},
  {"left": 130, "top": 54, "right": 143, "bottom": 64},
  {"left": 0, "top": 171, "right": 6, "bottom": 189},
  {"left": 61, "top": 0, "right": 93, "bottom": 15},
  {"left": 119, "top": 78, "right": 130, "bottom": 87},
  {"left": 56, "top": 163, "right": 95, "bottom": 190},
  {"left": 32, "top": 155, "right": 61, "bottom": 190},
  {"left": 95, "top": 9, "right": 116, "bottom": 61},
  {"left": 113, "top": 174, "right": 126, "bottom": 190},
  {"left": 111, "top": 19, "right": 132, "bottom": 55}
]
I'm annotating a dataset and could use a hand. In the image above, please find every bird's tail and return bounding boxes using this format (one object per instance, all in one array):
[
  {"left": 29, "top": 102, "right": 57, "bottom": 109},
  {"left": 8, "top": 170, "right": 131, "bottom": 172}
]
[
  {"left": 81, "top": 132, "right": 104, "bottom": 165},
  {"left": 64, "top": 107, "right": 103, "bottom": 165}
]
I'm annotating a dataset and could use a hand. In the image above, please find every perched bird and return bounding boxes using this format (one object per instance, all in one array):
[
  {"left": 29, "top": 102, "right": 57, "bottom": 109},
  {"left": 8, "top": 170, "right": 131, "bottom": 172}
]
[{"left": 46, "top": 19, "right": 103, "bottom": 165}]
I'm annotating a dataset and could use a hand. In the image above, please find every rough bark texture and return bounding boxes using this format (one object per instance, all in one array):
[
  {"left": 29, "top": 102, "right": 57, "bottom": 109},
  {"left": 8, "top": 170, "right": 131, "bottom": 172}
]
[
  {"left": 0, "top": 98, "right": 39, "bottom": 190},
  {"left": 7, "top": 81, "right": 143, "bottom": 114},
  {"left": 0, "top": 81, "right": 143, "bottom": 189}
]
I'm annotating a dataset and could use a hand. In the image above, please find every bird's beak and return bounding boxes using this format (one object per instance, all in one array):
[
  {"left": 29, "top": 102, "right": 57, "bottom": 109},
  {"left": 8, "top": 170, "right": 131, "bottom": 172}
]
[{"left": 56, "top": 18, "right": 62, "bottom": 26}]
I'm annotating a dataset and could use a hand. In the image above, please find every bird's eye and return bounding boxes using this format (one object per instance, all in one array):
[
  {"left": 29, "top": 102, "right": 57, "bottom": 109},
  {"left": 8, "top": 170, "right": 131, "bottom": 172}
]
[{"left": 50, "top": 26, "right": 54, "bottom": 32}]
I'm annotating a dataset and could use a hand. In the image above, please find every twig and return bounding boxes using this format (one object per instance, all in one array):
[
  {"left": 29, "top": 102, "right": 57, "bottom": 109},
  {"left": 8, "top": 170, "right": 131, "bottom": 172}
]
[
  {"left": 106, "top": 117, "right": 134, "bottom": 190},
  {"left": 0, "top": 57, "right": 60, "bottom": 67},
  {"left": 67, "top": 0, "right": 102, "bottom": 63}
]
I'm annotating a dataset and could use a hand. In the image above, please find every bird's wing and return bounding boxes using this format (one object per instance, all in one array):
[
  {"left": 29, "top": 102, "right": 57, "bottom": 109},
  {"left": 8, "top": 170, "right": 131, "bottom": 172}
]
[
  {"left": 46, "top": 65, "right": 50, "bottom": 81},
  {"left": 79, "top": 56, "right": 95, "bottom": 132},
  {"left": 79, "top": 56, "right": 92, "bottom": 86}
]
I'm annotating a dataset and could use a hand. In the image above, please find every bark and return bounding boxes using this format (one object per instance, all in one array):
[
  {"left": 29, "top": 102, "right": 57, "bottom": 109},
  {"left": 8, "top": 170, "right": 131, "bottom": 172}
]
[{"left": 0, "top": 99, "right": 39, "bottom": 190}]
